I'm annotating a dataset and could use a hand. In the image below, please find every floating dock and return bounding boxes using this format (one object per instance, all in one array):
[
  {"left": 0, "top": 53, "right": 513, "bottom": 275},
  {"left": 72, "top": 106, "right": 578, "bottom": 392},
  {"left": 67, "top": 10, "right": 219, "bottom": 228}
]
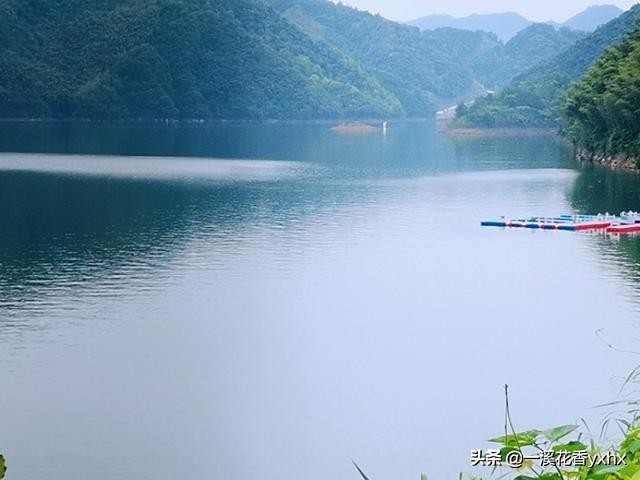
[
  {"left": 606, "top": 224, "right": 640, "bottom": 234},
  {"left": 482, "top": 212, "right": 640, "bottom": 235}
]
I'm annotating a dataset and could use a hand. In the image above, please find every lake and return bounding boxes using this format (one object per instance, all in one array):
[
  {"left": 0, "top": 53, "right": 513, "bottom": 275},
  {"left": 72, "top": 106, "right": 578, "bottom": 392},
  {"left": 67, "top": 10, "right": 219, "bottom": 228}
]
[{"left": 1, "top": 121, "right": 640, "bottom": 480}]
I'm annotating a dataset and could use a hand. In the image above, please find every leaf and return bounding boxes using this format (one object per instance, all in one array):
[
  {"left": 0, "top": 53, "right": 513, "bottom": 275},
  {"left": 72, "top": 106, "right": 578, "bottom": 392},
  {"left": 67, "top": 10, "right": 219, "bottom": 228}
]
[
  {"left": 0, "top": 455, "right": 5, "bottom": 480},
  {"left": 500, "top": 446, "right": 518, "bottom": 460},
  {"left": 590, "top": 463, "right": 627, "bottom": 475},
  {"left": 564, "top": 472, "right": 582, "bottom": 479},
  {"left": 552, "top": 441, "right": 588, "bottom": 452},
  {"left": 538, "top": 474, "right": 562, "bottom": 480},
  {"left": 489, "top": 430, "right": 539, "bottom": 447},
  {"left": 542, "top": 424, "right": 579, "bottom": 442},
  {"left": 537, "top": 474, "right": 562, "bottom": 480},
  {"left": 352, "top": 461, "right": 371, "bottom": 480},
  {"left": 616, "top": 463, "right": 640, "bottom": 479},
  {"left": 624, "top": 438, "right": 640, "bottom": 456}
]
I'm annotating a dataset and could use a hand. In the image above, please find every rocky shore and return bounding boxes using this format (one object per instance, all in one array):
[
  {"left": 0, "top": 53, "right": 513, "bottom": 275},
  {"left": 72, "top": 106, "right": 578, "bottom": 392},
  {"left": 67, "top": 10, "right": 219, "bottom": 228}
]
[{"left": 576, "top": 147, "right": 640, "bottom": 172}]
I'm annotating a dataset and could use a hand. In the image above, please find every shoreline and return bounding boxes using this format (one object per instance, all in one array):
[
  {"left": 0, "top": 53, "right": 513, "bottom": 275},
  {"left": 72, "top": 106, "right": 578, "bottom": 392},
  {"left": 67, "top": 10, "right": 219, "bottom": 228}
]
[
  {"left": 575, "top": 147, "right": 640, "bottom": 172},
  {"left": 445, "top": 126, "right": 559, "bottom": 138},
  {"left": 0, "top": 116, "right": 435, "bottom": 126}
]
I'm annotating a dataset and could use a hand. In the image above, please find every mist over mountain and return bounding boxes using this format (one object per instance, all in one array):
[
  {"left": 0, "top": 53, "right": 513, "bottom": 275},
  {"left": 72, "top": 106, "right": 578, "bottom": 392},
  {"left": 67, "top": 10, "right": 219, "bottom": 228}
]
[{"left": 407, "top": 4, "right": 625, "bottom": 41}]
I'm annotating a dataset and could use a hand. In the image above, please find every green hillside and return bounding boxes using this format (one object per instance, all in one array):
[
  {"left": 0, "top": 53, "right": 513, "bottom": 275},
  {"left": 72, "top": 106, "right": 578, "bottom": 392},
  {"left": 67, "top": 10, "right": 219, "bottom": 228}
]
[
  {"left": 456, "top": 4, "right": 640, "bottom": 128},
  {"left": 271, "top": 0, "right": 482, "bottom": 115},
  {"left": 0, "top": 0, "right": 592, "bottom": 121},
  {"left": 564, "top": 27, "right": 640, "bottom": 159},
  {"left": 0, "top": 0, "right": 485, "bottom": 120},
  {"left": 0, "top": 0, "right": 411, "bottom": 119},
  {"left": 470, "top": 23, "right": 586, "bottom": 90}
]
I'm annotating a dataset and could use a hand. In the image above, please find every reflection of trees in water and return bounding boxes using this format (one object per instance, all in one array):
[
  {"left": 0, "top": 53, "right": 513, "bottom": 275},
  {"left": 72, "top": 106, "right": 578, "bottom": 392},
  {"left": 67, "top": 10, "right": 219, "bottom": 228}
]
[
  {"left": 0, "top": 171, "right": 319, "bottom": 316},
  {"left": 595, "top": 234, "right": 640, "bottom": 282},
  {"left": 448, "top": 133, "right": 575, "bottom": 169},
  {"left": 570, "top": 165, "right": 640, "bottom": 214},
  {"left": 570, "top": 165, "right": 640, "bottom": 288},
  {"left": 0, "top": 121, "right": 401, "bottom": 165}
]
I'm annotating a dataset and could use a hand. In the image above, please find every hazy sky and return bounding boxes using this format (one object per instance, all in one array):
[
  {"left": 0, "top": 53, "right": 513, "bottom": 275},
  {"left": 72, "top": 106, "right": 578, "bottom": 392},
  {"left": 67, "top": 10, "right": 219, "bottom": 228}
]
[{"left": 340, "top": 0, "right": 638, "bottom": 22}]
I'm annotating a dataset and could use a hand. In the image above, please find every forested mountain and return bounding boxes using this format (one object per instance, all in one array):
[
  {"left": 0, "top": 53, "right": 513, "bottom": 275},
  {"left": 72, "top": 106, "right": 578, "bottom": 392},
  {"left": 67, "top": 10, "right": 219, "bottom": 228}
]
[
  {"left": 455, "top": 4, "right": 640, "bottom": 127},
  {"left": 270, "top": 0, "right": 574, "bottom": 113},
  {"left": 0, "top": 0, "right": 592, "bottom": 120},
  {"left": 564, "top": 27, "right": 640, "bottom": 158},
  {"left": 270, "top": 0, "right": 483, "bottom": 116},
  {"left": 0, "top": 0, "right": 410, "bottom": 119},
  {"left": 416, "top": 25, "right": 585, "bottom": 91},
  {"left": 406, "top": 12, "right": 531, "bottom": 42},
  {"left": 470, "top": 24, "right": 586, "bottom": 90},
  {"left": 0, "top": 0, "right": 496, "bottom": 120},
  {"left": 563, "top": 4, "right": 623, "bottom": 31}
]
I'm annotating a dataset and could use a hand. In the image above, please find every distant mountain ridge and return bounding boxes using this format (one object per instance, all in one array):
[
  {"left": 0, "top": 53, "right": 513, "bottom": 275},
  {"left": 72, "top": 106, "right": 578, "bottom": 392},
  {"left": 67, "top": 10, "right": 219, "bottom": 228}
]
[
  {"left": 407, "top": 12, "right": 530, "bottom": 42},
  {"left": 455, "top": 4, "right": 640, "bottom": 127},
  {"left": 469, "top": 23, "right": 586, "bottom": 89},
  {"left": 422, "top": 24, "right": 586, "bottom": 90},
  {"left": 563, "top": 4, "right": 623, "bottom": 31},
  {"left": 407, "top": 4, "right": 624, "bottom": 41}
]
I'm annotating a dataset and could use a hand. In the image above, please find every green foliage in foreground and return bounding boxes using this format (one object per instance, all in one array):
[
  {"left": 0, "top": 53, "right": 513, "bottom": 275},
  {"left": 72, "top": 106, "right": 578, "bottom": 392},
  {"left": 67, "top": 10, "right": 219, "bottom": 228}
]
[
  {"left": 354, "top": 381, "right": 640, "bottom": 480},
  {"left": 474, "top": 382, "right": 640, "bottom": 480},
  {"left": 455, "top": 4, "right": 640, "bottom": 128},
  {"left": 564, "top": 27, "right": 640, "bottom": 159},
  {"left": 0, "top": 454, "right": 5, "bottom": 480},
  {"left": 486, "top": 423, "right": 640, "bottom": 480}
]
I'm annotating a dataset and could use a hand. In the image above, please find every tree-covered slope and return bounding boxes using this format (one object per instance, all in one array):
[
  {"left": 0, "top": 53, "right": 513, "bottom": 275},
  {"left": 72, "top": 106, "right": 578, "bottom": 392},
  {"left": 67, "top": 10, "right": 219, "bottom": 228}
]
[
  {"left": 456, "top": 4, "right": 640, "bottom": 128},
  {"left": 271, "top": 0, "right": 484, "bottom": 115},
  {"left": 0, "top": 0, "right": 504, "bottom": 120},
  {"left": 564, "top": 27, "right": 640, "bottom": 158},
  {"left": 0, "top": 0, "right": 407, "bottom": 120},
  {"left": 411, "top": 24, "right": 586, "bottom": 92},
  {"left": 0, "top": 0, "right": 598, "bottom": 121},
  {"left": 470, "top": 23, "right": 586, "bottom": 90},
  {"left": 273, "top": 0, "right": 587, "bottom": 110}
]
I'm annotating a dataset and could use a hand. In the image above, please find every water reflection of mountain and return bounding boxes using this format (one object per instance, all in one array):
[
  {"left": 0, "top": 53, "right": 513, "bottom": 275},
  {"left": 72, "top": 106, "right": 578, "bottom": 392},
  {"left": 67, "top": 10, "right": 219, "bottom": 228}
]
[
  {"left": 0, "top": 166, "right": 319, "bottom": 318},
  {"left": 570, "top": 165, "right": 640, "bottom": 291},
  {"left": 571, "top": 165, "right": 640, "bottom": 214},
  {"left": 0, "top": 120, "right": 575, "bottom": 172},
  {"left": 0, "top": 121, "right": 580, "bottom": 321},
  {"left": 448, "top": 132, "right": 575, "bottom": 170}
]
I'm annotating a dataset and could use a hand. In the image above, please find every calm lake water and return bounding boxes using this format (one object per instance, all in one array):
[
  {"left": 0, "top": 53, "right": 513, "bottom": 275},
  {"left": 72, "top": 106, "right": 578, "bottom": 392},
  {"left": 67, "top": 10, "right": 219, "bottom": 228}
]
[{"left": 1, "top": 121, "right": 640, "bottom": 480}]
